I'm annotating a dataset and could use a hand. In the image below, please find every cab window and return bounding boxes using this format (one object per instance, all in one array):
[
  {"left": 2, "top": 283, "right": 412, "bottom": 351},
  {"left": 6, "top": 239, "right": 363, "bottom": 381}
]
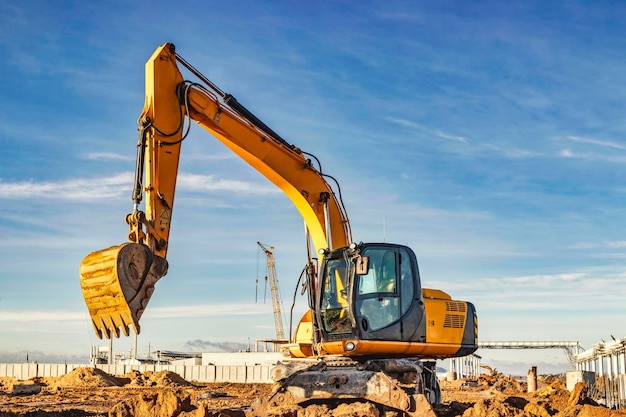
[
  {"left": 356, "top": 248, "right": 400, "bottom": 331},
  {"left": 319, "top": 257, "right": 352, "bottom": 334}
]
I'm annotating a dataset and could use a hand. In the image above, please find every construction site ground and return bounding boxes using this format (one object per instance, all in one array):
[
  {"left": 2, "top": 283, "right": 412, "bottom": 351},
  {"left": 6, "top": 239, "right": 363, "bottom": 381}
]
[{"left": 1, "top": 367, "right": 624, "bottom": 417}]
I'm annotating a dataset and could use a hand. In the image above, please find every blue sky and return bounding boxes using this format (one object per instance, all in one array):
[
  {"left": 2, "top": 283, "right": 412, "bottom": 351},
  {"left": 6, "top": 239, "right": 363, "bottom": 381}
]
[{"left": 1, "top": 1, "right": 625, "bottom": 374}]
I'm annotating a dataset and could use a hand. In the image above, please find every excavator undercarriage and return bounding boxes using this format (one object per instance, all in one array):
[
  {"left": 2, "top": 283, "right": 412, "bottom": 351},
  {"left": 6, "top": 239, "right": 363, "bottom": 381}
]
[{"left": 249, "top": 357, "right": 439, "bottom": 417}]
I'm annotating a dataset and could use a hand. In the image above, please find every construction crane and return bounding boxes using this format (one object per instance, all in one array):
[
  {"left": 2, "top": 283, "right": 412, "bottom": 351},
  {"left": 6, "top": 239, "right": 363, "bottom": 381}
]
[{"left": 257, "top": 242, "right": 286, "bottom": 341}]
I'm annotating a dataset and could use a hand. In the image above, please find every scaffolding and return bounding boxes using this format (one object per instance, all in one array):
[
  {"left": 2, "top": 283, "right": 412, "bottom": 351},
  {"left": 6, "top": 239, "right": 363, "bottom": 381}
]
[
  {"left": 573, "top": 336, "right": 626, "bottom": 409},
  {"left": 448, "top": 354, "right": 481, "bottom": 379},
  {"left": 574, "top": 337, "right": 626, "bottom": 375}
]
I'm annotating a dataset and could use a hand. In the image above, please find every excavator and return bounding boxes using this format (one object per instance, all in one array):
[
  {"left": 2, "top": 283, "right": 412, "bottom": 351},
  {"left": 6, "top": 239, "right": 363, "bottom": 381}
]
[{"left": 79, "top": 43, "right": 477, "bottom": 416}]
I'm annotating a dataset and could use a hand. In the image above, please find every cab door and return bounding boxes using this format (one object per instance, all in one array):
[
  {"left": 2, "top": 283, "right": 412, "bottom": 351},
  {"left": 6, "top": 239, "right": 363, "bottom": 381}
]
[{"left": 355, "top": 245, "right": 425, "bottom": 341}]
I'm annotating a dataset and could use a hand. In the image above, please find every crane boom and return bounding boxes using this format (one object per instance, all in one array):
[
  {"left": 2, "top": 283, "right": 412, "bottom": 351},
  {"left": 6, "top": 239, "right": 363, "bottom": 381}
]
[{"left": 257, "top": 242, "right": 285, "bottom": 341}]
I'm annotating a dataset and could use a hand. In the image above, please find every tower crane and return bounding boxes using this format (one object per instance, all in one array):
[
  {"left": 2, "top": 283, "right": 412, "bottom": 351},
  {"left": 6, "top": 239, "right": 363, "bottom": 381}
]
[{"left": 257, "top": 242, "right": 286, "bottom": 341}]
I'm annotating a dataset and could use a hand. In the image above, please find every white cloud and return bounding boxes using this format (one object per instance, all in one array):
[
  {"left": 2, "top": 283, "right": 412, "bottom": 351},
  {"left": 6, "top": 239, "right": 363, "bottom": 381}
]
[
  {"left": 431, "top": 272, "right": 586, "bottom": 294},
  {"left": 86, "top": 152, "right": 134, "bottom": 162},
  {"left": 0, "top": 310, "right": 85, "bottom": 322},
  {"left": 499, "top": 272, "right": 584, "bottom": 284},
  {"left": 556, "top": 136, "right": 626, "bottom": 162},
  {"left": 0, "top": 303, "right": 271, "bottom": 323},
  {"left": 143, "top": 303, "right": 271, "bottom": 319},
  {"left": 568, "top": 240, "right": 626, "bottom": 250},
  {"left": 435, "top": 268, "right": 626, "bottom": 309},
  {"left": 185, "top": 153, "right": 235, "bottom": 161},
  {"left": 178, "top": 173, "right": 277, "bottom": 194},
  {"left": 0, "top": 173, "right": 132, "bottom": 200},
  {"left": 384, "top": 116, "right": 427, "bottom": 130},
  {"left": 0, "top": 173, "right": 278, "bottom": 201},
  {"left": 605, "top": 241, "right": 626, "bottom": 249},
  {"left": 436, "top": 129, "right": 467, "bottom": 143},
  {"left": 567, "top": 135, "right": 626, "bottom": 151}
]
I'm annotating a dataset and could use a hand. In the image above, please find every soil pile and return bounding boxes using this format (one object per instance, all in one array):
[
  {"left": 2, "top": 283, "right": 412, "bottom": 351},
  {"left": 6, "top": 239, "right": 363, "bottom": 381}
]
[
  {"left": 450, "top": 376, "right": 626, "bottom": 417},
  {"left": 45, "top": 367, "right": 124, "bottom": 389},
  {"left": 0, "top": 377, "right": 17, "bottom": 392},
  {"left": 120, "top": 370, "right": 192, "bottom": 387},
  {"left": 109, "top": 391, "right": 207, "bottom": 417}
]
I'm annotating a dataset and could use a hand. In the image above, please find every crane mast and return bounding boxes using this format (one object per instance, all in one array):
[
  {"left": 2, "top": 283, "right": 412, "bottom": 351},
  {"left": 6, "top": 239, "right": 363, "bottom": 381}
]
[{"left": 257, "top": 242, "right": 286, "bottom": 341}]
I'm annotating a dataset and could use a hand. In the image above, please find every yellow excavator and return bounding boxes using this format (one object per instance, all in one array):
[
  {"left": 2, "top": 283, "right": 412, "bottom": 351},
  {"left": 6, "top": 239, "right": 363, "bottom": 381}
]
[{"left": 79, "top": 43, "right": 477, "bottom": 416}]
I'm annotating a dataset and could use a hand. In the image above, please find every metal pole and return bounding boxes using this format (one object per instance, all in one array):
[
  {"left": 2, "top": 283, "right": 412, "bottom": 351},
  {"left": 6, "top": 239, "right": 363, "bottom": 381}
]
[{"left": 133, "top": 332, "right": 138, "bottom": 360}]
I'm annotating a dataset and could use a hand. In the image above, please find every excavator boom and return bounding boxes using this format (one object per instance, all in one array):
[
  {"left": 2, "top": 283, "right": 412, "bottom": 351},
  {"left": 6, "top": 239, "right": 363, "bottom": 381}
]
[{"left": 80, "top": 43, "right": 351, "bottom": 340}]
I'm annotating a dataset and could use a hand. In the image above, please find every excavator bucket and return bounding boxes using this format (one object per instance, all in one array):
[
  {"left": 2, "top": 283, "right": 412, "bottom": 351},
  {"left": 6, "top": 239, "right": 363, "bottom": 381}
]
[{"left": 79, "top": 243, "right": 168, "bottom": 339}]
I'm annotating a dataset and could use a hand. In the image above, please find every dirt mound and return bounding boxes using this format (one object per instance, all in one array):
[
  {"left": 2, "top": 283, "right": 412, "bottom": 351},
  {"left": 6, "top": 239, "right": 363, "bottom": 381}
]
[
  {"left": 256, "top": 401, "right": 384, "bottom": 417},
  {"left": 46, "top": 367, "right": 124, "bottom": 388},
  {"left": 486, "top": 374, "right": 525, "bottom": 395},
  {"left": 0, "top": 376, "right": 17, "bottom": 392},
  {"left": 530, "top": 380, "right": 572, "bottom": 411},
  {"left": 109, "top": 390, "right": 204, "bottom": 417},
  {"left": 457, "top": 381, "right": 625, "bottom": 417},
  {"left": 332, "top": 402, "right": 381, "bottom": 416},
  {"left": 148, "top": 370, "right": 192, "bottom": 387},
  {"left": 461, "top": 397, "right": 527, "bottom": 417},
  {"left": 120, "top": 370, "right": 191, "bottom": 387}
]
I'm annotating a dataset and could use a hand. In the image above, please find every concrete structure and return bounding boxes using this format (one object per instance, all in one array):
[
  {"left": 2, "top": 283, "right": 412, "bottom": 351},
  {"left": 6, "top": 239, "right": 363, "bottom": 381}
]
[
  {"left": 572, "top": 335, "right": 626, "bottom": 409},
  {"left": 527, "top": 366, "right": 537, "bottom": 393},
  {"left": 202, "top": 352, "right": 283, "bottom": 366},
  {"left": 574, "top": 337, "right": 626, "bottom": 376},
  {"left": 448, "top": 354, "right": 481, "bottom": 379},
  {"left": 0, "top": 362, "right": 274, "bottom": 383},
  {"left": 254, "top": 339, "right": 289, "bottom": 353},
  {"left": 171, "top": 357, "right": 203, "bottom": 366},
  {"left": 0, "top": 352, "right": 283, "bottom": 383},
  {"left": 566, "top": 370, "right": 595, "bottom": 391}
]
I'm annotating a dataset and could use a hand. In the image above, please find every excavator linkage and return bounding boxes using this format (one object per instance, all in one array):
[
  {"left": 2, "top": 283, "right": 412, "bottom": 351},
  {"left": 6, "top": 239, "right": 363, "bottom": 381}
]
[{"left": 79, "top": 243, "right": 168, "bottom": 339}]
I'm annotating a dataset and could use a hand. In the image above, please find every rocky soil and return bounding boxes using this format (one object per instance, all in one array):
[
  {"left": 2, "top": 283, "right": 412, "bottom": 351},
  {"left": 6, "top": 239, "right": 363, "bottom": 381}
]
[{"left": 0, "top": 367, "right": 624, "bottom": 417}]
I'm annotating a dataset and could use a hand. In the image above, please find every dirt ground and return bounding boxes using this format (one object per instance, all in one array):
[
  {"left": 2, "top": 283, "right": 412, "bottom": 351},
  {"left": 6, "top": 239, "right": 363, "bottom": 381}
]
[{"left": 0, "top": 367, "right": 624, "bottom": 417}]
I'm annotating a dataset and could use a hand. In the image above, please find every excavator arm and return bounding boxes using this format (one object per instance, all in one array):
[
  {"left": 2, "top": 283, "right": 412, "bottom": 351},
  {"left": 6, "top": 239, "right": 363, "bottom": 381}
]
[{"left": 80, "top": 43, "right": 351, "bottom": 340}]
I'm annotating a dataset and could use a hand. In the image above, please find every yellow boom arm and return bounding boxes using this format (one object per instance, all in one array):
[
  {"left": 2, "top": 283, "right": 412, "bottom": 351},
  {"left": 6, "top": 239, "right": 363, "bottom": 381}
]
[
  {"left": 138, "top": 43, "right": 351, "bottom": 258},
  {"left": 80, "top": 43, "right": 351, "bottom": 339}
]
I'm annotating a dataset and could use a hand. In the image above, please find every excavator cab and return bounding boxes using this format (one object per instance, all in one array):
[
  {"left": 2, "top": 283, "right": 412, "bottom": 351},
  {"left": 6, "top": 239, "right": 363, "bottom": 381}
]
[
  {"left": 314, "top": 242, "right": 477, "bottom": 358},
  {"left": 316, "top": 243, "right": 426, "bottom": 346}
]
